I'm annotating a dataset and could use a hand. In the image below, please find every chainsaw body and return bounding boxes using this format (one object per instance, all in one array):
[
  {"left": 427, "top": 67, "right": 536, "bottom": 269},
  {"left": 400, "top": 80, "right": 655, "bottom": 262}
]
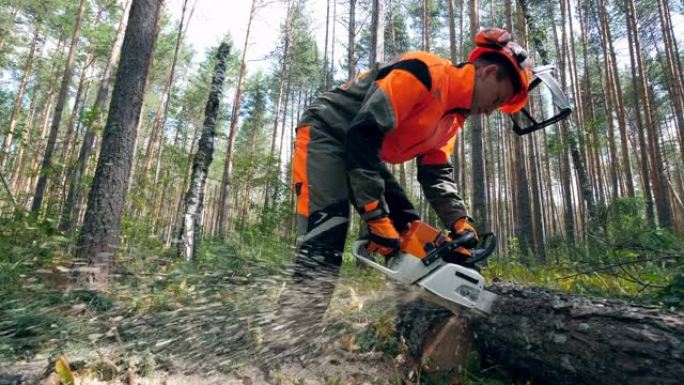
[{"left": 351, "top": 221, "right": 498, "bottom": 314}]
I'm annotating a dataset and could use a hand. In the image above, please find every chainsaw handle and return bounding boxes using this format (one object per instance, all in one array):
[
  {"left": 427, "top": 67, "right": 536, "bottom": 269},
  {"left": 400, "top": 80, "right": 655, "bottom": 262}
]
[
  {"left": 451, "top": 231, "right": 478, "bottom": 248},
  {"left": 465, "top": 232, "right": 497, "bottom": 265}
]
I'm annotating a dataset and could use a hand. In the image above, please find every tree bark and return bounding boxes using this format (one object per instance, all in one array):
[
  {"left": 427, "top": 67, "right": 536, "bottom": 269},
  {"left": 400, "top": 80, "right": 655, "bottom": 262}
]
[
  {"left": 469, "top": 0, "right": 488, "bottom": 232},
  {"left": 421, "top": 0, "right": 429, "bottom": 52},
  {"left": 400, "top": 283, "right": 684, "bottom": 385},
  {"left": 178, "top": 43, "right": 230, "bottom": 262},
  {"left": 322, "top": 0, "right": 330, "bottom": 90},
  {"left": 60, "top": 0, "right": 132, "bottom": 232},
  {"left": 369, "top": 0, "right": 385, "bottom": 65},
  {"left": 347, "top": 0, "right": 356, "bottom": 80},
  {"left": 512, "top": 4, "right": 534, "bottom": 256},
  {"left": 73, "top": 0, "right": 161, "bottom": 289},
  {"left": 31, "top": 0, "right": 88, "bottom": 214}
]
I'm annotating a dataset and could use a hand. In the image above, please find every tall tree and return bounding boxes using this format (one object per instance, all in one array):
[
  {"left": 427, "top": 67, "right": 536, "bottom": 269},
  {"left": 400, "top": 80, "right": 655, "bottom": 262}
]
[
  {"left": 623, "top": 0, "right": 655, "bottom": 226},
  {"left": 422, "top": 0, "right": 430, "bottom": 51},
  {"left": 31, "top": 0, "right": 88, "bottom": 213},
  {"left": 264, "top": 0, "right": 295, "bottom": 212},
  {"left": 512, "top": 1, "right": 534, "bottom": 258},
  {"left": 347, "top": 0, "right": 356, "bottom": 79},
  {"left": 470, "top": 0, "right": 488, "bottom": 232},
  {"left": 178, "top": 42, "right": 230, "bottom": 261},
  {"left": 60, "top": 0, "right": 132, "bottom": 232},
  {"left": 217, "top": 0, "right": 257, "bottom": 237},
  {"left": 322, "top": 0, "right": 331, "bottom": 89},
  {"left": 73, "top": 0, "right": 161, "bottom": 289},
  {"left": 520, "top": 0, "right": 598, "bottom": 230},
  {"left": 0, "top": 28, "right": 39, "bottom": 169},
  {"left": 369, "top": 0, "right": 385, "bottom": 64},
  {"left": 656, "top": 0, "right": 684, "bottom": 166},
  {"left": 629, "top": 0, "right": 673, "bottom": 229},
  {"left": 140, "top": 0, "right": 191, "bottom": 178}
]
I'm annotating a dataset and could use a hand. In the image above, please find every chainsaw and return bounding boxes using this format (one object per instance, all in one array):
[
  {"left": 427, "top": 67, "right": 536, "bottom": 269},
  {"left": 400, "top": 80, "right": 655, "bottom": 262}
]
[{"left": 351, "top": 221, "right": 498, "bottom": 314}]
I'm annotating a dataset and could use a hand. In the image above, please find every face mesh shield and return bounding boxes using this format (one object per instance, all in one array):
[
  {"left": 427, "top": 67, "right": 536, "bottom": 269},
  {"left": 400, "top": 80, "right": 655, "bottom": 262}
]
[{"left": 509, "top": 65, "right": 572, "bottom": 135}]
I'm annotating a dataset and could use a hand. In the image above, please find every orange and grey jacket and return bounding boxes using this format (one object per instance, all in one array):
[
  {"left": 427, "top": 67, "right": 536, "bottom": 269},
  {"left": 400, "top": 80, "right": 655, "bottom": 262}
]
[{"left": 299, "top": 51, "right": 475, "bottom": 229}]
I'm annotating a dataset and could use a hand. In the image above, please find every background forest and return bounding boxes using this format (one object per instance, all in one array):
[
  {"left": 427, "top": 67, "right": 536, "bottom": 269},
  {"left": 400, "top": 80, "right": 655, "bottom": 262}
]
[{"left": 0, "top": 0, "right": 683, "bottom": 383}]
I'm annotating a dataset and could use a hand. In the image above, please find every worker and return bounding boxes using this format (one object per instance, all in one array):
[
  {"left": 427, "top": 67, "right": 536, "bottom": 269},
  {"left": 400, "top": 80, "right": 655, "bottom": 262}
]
[{"left": 267, "top": 27, "right": 569, "bottom": 360}]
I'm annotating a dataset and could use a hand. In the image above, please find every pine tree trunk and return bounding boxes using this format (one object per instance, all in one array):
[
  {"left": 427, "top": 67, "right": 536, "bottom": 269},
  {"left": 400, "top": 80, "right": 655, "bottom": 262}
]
[
  {"left": 447, "top": 0, "right": 456, "bottom": 63},
  {"left": 25, "top": 40, "right": 63, "bottom": 199},
  {"left": 141, "top": 0, "right": 190, "bottom": 180},
  {"left": 422, "top": 0, "right": 429, "bottom": 51},
  {"left": 10, "top": 83, "right": 39, "bottom": 193},
  {"left": 264, "top": 0, "right": 295, "bottom": 213},
  {"left": 322, "top": 0, "right": 330, "bottom": 90},
  {"left": 60, "top": 0, "right": 132, "bottom": 232},
  {"left": 369, "top": 0, "right": 385, "bottom": 65},
  {"left": 600, "top": 0, "right": 634, "bottom": 197},
  {"left": 631, "top": 4, "right": 673, "bottom": 229},
  {"left": 73, "top": 0, "right": 161, "bottom": 289},
  {"left": 656, "top": 0, "right": 684, "bottom": 166},
  {"left": 347, "top": 0, "right": 356, "bottom": 79},
  {"left": 330, "top": 0, "right": 337, "bottom": 79},
  {"left": 623, "top": 0, "right": 655, "bottom": 226},
  {"left": 511, "top": 5, "right": 534, "bottom": 256},
  {"left": 56, "top": 60, "right": 91, "bottom": 196},
  {"left": 0, "top": 28, "right": 39, "bottom": 169},
  {"left": 522, "top": 0, "right": 597, "bottom": 227},
  {"left": 31, "top": 0, "right": 88, "bottom": 214},
  {"left": 596, "top": 0, "right": 622, "bottom": 200},
  {"left": 217, "top": 0, "right": 257, "bottom": 237},
  {"left": 469, "top": 0, "right": 488, "bottom": 232}
]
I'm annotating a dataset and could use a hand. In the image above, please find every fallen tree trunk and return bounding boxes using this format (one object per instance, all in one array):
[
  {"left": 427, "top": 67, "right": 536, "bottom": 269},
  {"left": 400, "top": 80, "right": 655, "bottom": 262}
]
[{"left": 398, "top": 282, "right": 684, "bottom": 385}]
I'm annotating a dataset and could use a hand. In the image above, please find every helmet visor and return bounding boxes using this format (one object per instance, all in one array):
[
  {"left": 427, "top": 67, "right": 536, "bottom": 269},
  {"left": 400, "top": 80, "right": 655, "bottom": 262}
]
[{"left": 509, "top": 65, "right": 572, "bottom": 135}]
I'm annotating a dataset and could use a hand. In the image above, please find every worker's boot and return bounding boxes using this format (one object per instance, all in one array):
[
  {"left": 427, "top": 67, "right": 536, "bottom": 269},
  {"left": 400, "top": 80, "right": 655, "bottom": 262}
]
[{"left": 260, "top": 245, "right": 342, "bottom": 364}]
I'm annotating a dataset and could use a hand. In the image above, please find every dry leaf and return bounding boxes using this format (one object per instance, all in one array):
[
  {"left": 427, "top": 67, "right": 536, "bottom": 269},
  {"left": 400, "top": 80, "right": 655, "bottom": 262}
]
[{"left": 55, "top": 355, "right": 75, "bottom": 385}]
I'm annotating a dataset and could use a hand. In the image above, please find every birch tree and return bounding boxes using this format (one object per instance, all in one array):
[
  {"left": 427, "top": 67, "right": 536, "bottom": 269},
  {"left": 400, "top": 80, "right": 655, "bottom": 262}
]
[{"left": 178, "top": 42, "right": 230, "bottom": 261}]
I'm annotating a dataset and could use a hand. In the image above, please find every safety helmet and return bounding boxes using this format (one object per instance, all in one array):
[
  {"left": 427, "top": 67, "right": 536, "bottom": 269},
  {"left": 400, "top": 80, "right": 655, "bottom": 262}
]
[{"left": 468, "top": 28, "right": 572, "bottom": 135}]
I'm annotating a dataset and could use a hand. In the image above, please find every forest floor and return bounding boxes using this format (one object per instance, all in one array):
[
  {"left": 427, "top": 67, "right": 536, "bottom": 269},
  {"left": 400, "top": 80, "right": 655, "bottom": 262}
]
[
  {"left": 0, "top": 246, "right": 445, "bottom": 385},
  {"left": 5, "top": 234, "right": 679, "bottom": 385}
]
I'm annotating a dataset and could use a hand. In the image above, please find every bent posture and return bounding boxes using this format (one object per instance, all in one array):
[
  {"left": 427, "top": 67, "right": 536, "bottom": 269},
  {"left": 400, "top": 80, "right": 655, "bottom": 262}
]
[{"left": 271, "top": 28, "right": 568, "bottom": 357}]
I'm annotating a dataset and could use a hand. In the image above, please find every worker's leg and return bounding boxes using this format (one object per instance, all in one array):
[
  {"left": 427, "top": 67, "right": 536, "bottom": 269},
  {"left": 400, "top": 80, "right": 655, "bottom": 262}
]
[{"left": 267, "top": 125, "right": 349, "bottom": 359}]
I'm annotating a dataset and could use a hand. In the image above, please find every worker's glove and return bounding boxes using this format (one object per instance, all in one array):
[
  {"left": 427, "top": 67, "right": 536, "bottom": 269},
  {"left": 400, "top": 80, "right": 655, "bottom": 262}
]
[
  {"left": 366, "top": 216, "right": 401, "bottom": 256},
  {"left": 449, "top": 217, "right": 479, "bottom": 260}
]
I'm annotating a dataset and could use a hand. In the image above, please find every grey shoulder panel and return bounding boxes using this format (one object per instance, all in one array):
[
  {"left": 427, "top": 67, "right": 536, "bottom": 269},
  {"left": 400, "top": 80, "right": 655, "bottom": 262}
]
[{"left": 376, "top": 59, "right": 432, "bottom": 91}]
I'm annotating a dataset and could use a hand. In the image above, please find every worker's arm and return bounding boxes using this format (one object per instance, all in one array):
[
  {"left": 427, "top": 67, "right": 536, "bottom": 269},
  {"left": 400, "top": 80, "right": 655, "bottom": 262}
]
[
  {"left": 345, "top": 60, "right": 432, "bottom": 221},
  {"left": 417, "top": 136, "right": 470, "bottom": 229}
]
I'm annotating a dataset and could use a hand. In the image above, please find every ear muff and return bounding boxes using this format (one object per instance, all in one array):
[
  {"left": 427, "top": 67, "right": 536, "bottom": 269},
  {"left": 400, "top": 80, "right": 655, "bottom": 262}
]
[{"left": 468, "top": 28, "right": 531, "bottom": 113}]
